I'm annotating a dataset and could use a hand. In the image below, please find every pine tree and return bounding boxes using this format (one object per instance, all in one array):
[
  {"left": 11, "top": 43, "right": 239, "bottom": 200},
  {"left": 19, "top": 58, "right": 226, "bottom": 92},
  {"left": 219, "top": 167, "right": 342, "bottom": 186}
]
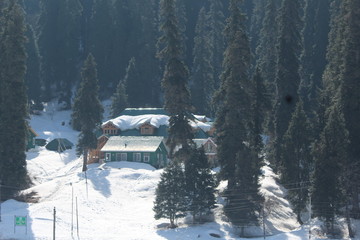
[
  {"left": 88, "top": 0, "right": 117, "bottom": 97},
  {"left": 110, "top": 79, "right": 128, "bottom": 118},
  {"left": 0, "top": 0, "right": 30, "bottom": 199},
  {"left": 125, "top": 0, "right": 160, "bottom": 107},
  {"left": 338, "top": 0, "right": 360, "bottom": 217},
  {"left": 124, "top": 57, "right": 141, "bottom": 107},
  {"left": 72, "top": 53, "right": 103, "bottom": 172},
  {"left": 268, "top": 0, "right": 302, "bottom": 172},
  {"left": 311, "top": 104, "right": 348, "bottom": 233},
  {"left": 207, "top": 0, "right": 225, "bottom": 89},
  {"left": 214, "top": 0, "right": 262, "bottom": 231},
  {"left": 25, "top": 24, "right": 42, "bottom": 111},
  {"left": 153, "top": 161, "right": 187, "bottom": 228},
  {"left": 158, "top": 0, "right": 194, "bottom": 156},
  {"left": 185, "top": 147, "right": 217, "bottom": 223},
  {"left": 281, "top": 100, "right": 312, "bottom": 224},
  {"left": 191, "top": 7, "right": 214, "bottom": 116},
  {"left": 37, "top": 0, "right": 82, "bottom": 105}
]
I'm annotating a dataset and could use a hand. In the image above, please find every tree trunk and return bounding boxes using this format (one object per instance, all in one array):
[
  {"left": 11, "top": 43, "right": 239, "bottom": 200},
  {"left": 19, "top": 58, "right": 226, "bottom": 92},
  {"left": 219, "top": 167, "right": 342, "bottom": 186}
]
[
  {"left": 82, "top": 148, "right": 88, "bottom": 172},
  {"left": 346, "top": 203, "right": 354, "bottom": 238},
  {"left": 351, "top": 185, "right": 360, "bottom": 218}
]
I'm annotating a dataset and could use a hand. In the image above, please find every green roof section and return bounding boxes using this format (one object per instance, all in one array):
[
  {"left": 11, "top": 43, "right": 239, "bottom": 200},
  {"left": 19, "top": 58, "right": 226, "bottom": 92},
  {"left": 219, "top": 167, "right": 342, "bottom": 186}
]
[
  {"left": 46, "top": 138, "right": 74, "bottom": 152},
  {"left": 119, "top": 108, "right": 168, "bottom": 116},
  {"left": 101, "top": 136, "right": 165, "bottom": 152}
]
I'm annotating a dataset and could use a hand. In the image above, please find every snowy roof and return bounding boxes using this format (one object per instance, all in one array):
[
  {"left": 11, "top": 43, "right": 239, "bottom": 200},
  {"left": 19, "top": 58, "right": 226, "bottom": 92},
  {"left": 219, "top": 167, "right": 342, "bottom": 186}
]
[
  {"left": 193, "top": 138, "right": 216, "bottom": 148},
  {"left": 102, "top": 114, "right": 212, "bottom": 132},
  {"left": 120, "top": 108, "right": 168, "bottom": 116},
  {"left": 101, "top": 136, "right": 165, "bottom": 152}
]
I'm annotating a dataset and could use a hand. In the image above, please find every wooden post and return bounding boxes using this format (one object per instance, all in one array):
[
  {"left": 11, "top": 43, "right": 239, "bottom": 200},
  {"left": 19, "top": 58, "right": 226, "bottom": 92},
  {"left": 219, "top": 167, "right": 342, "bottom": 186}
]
[{"left": 76, "top": 197, "right": 79, "bottom": 239}]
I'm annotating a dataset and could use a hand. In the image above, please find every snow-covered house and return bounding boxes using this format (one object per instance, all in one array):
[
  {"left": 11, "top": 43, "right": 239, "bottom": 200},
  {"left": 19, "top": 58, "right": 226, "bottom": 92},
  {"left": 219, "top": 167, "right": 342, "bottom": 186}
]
[
  {"left": 88, "top": 108, "right": 216, "bottom": 166},
  {"left": 194, "top": 138, "right": 218, "bottom": 167},
  {"left": 100, "top": 136, "right": 168, "bottom": 168}
]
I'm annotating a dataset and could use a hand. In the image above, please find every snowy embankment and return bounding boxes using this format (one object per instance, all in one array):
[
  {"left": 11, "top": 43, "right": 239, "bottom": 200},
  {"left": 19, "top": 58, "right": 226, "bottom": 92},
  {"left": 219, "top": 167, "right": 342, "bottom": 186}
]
[{"left": 0, "top": 104, "right": 343, "bottom": 240}]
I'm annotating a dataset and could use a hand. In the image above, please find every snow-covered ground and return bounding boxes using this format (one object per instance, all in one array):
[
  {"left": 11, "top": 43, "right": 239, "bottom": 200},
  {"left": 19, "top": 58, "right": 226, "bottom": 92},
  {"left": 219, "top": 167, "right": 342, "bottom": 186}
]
[{"left": 0, "top": 104, "right": 357, "bottom": 239}]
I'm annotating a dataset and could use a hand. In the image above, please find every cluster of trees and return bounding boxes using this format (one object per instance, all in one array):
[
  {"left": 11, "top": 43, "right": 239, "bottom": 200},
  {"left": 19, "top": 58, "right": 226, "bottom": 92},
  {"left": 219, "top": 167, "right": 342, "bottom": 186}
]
[
  {"left": 2, "top": 0, "right": 360, "bottom": 237},
  {"left": 0, "top": 0, "right": 30, "bottom": 200}
]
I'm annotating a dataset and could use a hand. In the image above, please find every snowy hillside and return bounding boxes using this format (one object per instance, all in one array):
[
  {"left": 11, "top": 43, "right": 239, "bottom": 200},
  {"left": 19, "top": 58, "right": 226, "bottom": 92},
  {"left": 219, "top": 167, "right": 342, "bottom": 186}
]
[{"left": 0, "top": 105, "right": 354, "bottom": 240}]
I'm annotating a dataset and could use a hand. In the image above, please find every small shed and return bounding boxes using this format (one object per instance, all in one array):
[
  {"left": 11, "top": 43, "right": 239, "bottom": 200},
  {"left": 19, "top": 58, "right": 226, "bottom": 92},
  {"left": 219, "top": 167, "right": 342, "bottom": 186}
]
[
  {"left": 101, "top": 136, "right": 168, "bottom": 168},
  {"left": 46, "top": 138, "right": 74, "bottom": 152}
]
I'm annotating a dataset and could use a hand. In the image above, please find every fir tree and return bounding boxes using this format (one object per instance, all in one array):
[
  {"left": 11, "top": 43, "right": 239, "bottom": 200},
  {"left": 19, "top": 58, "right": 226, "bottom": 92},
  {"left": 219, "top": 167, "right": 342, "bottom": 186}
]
[
  {"left": 268, "top": 0, "right": 302, "bottom": 172},
  {"left": 72, "top": 53, "right": 103, "bottom": 172},
  {"left": 191, "top": 7, "right": 214, "bottom": 116},
  {"left": 207, "top": 0, "right": 225, "bottom": 89},
  {"left": 25, "top": 24, "right": 42, "bottom": 110},
  {"left": 0, "top": 0, "right": 30, "bottom": 199},
  {"left": 124, "top": 57, "right": 141, "bottom": 107},
  {"left": 281, "top": 100, "right": 312, "bottom": 224},
  {"left": 338, "top": 0, "right": 360, "bottom": 217},
  {"left": 299, "top": 0, "right": 331, "bottom": 118},
  {"left": 158, "top": 0, "right": 194, "bottom": 156},
  {"left": 153, "top": 161, "right": 187, "bottom": 228},
  {"left": 185, "top": 147, "right": 217, "bottom": 223},
  {"left": 37, "top": 0, "right": 82, "bottom": 105},
  {"left": 311, "top": 104, "right": 348, "bottom": 233},
  {"left": 110, "top": 78, "right": 128, "bottom": 118},
  {"left": 214, "top": 0, "right": 263, "bottom": 231}
]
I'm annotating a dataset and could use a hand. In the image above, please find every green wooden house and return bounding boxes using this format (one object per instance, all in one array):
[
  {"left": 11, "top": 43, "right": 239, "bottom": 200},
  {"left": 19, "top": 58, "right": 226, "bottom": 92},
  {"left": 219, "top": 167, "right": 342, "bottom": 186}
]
[{"left": 100, "top": 136, "right": 168, "bottom": 168}]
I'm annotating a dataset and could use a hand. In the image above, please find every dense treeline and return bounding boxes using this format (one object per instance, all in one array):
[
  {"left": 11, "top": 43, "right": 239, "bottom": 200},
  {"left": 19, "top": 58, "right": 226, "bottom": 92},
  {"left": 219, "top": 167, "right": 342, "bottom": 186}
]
[{"left": 1, "top": 0, "right": 360, "bottom": 237}]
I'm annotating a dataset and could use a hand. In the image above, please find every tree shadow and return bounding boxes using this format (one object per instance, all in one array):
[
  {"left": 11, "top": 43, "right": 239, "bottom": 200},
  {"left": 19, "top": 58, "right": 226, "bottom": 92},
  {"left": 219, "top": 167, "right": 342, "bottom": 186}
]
[
  {"left": 156, "top": 221, "right": 229, "bottom": 240},
  {"left": 86, "top": 165, "right": 112, "bottom": 198}
]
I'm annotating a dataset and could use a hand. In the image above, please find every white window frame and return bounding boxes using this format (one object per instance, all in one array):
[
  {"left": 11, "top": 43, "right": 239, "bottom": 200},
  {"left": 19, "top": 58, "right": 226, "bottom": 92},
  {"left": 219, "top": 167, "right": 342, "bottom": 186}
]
[
  {"left": 121, "top": 153, "right": 127, "bottom": 161},
  {"left": 105, "top": 153, "right": 111, "bottom": 161},
  {"left": 143, "top": 153, "right": 150, "bottom": 162},
  {"left": 134, "top": 153, "right": 141, "bottom": 162}
]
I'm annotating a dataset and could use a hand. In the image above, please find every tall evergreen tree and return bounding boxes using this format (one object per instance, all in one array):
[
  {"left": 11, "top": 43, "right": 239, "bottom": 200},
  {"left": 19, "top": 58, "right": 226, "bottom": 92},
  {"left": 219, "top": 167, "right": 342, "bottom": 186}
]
[
  {"left": 281, "top": 100, "right": 312, "bottom": 224},
  {"left": 311, "top": 104, "right": 348, "bottom": 233},
  {"left": 125, "top": 0, "right": 160, "bottom": 107},
  {"left": 268, "top": 0, "right": 302, "bottom": 172},
  {"left": 191, "top": 7, "right": 214, "bottom": 116},
  {"left": 71, "top": 54, "right": 103, "bottom": 171},
  {"left": 110, "top": 78, "right": 128, "bottom": 118},
  {"left": 37, "top": 0, "right": 82, "bottom": 106},
  {"left": 337, "top": 0, "right": 360, "bottom": 217},
  {"left": 207, "top": 0, "right": 225, "bottom": 89},
  {"left": 124, "top": 57, "right": 141, "bottom": 107},
  {"left": 158, "top": 0, "right": 194, "bottom": 156},
  {"left": 300, "top": 0, "right": 331, "bottom": 117},
  {"left": 214, "top": 0, "right": 262, "bottom": 232},
  {"left": 153, "top": 161, "right": 187, "bottom": 228},
  {"left": 0, "top": 0, "right": 30, "bottom": 199},
  {"left": 25, "top": 24, "right": 42, "bottom": 110},
  {"left": 185, "top": 147, "right": 217, "bottom": 223}
]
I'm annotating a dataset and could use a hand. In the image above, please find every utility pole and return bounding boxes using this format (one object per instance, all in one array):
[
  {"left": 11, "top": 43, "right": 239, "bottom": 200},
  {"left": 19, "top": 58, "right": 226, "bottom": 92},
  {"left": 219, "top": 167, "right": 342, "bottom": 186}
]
[
  {"left": 71, "top": 183, "right": 74, "bottom": 236},
  {"left": 0, "top": 180, "right": 2, "bottom": 222},
  {"left": 263, "top": 203, "right": 266, "bottom": 239},
  {"left": 308, "top": 194, "right": 311, "bottom": 240},
  {"left": 53, "top": 207, "right": 56, "bottom": 240},
  {"left": 76, "top": 197, "right": 79, "bottom": 239}
]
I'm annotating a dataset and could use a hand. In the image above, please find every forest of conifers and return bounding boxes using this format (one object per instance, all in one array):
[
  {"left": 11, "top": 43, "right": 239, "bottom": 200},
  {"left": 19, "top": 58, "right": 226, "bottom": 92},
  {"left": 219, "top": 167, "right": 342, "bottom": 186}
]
[{"left": 1, "top": 0, "right": 360, "bottom": 236}]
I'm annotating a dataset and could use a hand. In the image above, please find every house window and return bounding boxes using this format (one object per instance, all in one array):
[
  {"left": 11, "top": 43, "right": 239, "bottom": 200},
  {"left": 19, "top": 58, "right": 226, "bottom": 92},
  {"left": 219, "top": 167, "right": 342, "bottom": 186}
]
[
  {"left": 140, "top": 125, "right": 153, "bottom": 135},
  {"left": 105, "top": 153, "right": 111, "bottom": 161},
  {"left": 134, "top": 153, "right": 141, "bottom": 162},
  {"left": 143, "top": 153, "right": 150, "bottom": 162},
  {"left": 121, "top": 153, "right": 127, "bottom": 161}
]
